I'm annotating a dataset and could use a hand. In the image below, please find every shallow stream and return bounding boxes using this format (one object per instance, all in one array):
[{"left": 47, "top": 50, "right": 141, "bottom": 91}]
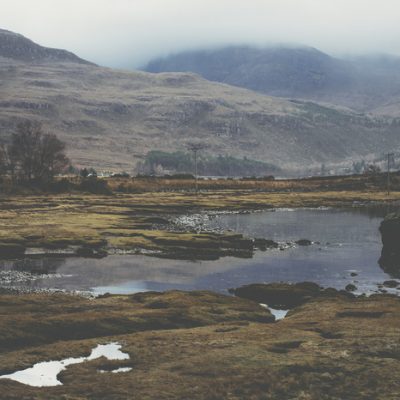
[{"left": 0, "top": 207, "right": 398, "bottom": 295}]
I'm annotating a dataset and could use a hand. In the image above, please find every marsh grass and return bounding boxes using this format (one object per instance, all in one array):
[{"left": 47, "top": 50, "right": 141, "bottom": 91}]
[
  {"left": 0, "top": 187, "right": 399, "bottom": 259},
  {"left": 1, "top": 291, "right": 400, "bottom": 399}
]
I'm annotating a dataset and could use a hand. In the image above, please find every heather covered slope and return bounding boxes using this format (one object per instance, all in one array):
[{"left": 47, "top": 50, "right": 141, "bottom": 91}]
[
  {"left": 1, "top": 29, "right": 400, "bottom": 173},
  {"left": 1, "top": 57, "right": 399, "bottom": 172},
  {"left": 143, "top": 45, "right": 400, "bottom": 116}
]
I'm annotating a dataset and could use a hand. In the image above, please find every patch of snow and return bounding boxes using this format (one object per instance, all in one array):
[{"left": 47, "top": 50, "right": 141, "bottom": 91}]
[
  {"left": 260, "top": 303, "right": 289, "bottom": 320},
  {"left": 0, "top": 343, "right": 129, "bottom": 387},
  {"left": 99, "top": 367, "right": 132, "bottom": 374}
]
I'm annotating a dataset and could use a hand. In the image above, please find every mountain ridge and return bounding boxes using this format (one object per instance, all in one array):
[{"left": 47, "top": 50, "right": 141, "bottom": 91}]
[
  {"left": 0, "top": 28, "right": 94, "bottom": 65},
  {"left": 143, "top": 45, "right": 400, "bottom": 116},
  {"left": 0, "top": 30, "right": 399, "bottom": 174}
]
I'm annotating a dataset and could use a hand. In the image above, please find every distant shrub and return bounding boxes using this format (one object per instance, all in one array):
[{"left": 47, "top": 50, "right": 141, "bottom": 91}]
[
  {"left": 79, "top": 177, "right": 111, "bottom": 194},
  {"left": 48, "top": 178, "right": 72, "bottom": 193},
  {"left": 135, "top": 174, "right": 157, "bottom": 179},
  {"left": 80, "top": 167, "right": 98, "bottom": 178},
  {"left": 111, "top": 172, "right": 130, "bottom": 178},
  {"left": 138, "top": 150, "right": 280, "bottom": 177},
  {"left": 163, "top": 173, "right": 195, "bottom": 179},
  {"left": 363, "top": 164, "right": 381, "bottom": 175}
]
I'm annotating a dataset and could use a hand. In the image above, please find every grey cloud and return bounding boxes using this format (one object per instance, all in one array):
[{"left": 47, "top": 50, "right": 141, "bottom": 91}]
[{"left": 2, "top": 0, "right": 400, "bottom": 68}]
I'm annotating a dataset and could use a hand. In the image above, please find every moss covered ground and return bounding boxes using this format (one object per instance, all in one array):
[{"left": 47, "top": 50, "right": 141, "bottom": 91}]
[{"left": 1, "top": 289, "right": 400, "bottom": 399}]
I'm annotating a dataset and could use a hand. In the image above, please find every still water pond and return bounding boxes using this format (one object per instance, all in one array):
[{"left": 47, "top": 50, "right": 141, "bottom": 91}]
[{"left": 0, "top": 208, "right": 398, "bottom": 295}]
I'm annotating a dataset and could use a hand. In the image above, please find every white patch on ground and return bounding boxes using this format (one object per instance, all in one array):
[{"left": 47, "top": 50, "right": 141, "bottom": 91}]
[
  {"left": 0, "top": 343, "right": 129, "bottom": 387},
  {"left": 99, "top": 367, "right": 132, "bottom": 374},
  {"left": 269, "top": 308, "right": 289, "bottom": 320},
  {"left": 260, "top": 303, "right": 289, "bottom": 320}
]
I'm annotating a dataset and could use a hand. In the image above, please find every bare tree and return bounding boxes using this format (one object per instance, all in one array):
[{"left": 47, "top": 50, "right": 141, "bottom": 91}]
[
  {"left": 9, "top": 121, "right": 69, "bottom": 183},
  {"left": 37, "top": 132, "right": 69, "bottom": 181}
]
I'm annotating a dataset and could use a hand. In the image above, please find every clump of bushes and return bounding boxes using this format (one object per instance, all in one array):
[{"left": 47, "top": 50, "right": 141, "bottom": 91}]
[{"left": 78, "top": 176, "right": 111, "bottom": 195}]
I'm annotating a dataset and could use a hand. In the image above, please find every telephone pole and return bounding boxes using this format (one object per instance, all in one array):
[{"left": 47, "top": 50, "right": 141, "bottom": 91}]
[
  {"left": 387, "top": 153, "right": 394, "bottom": 195},
  {"left": 187, "top": 143, "right": 205, "bottom": 194}
]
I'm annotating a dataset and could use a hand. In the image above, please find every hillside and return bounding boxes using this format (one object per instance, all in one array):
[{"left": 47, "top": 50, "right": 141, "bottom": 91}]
[
  {"left": 1, "top": 58, "right": 399, "bottom": 173},
  {"left": 0, "top": 29, "right": 93, "bottom": 65},
  {"left": 0, "top": 31, "right": 399, "bottom": 174},
  {"left": 143, "top": 46, "right": 400, "bottom": 115}
]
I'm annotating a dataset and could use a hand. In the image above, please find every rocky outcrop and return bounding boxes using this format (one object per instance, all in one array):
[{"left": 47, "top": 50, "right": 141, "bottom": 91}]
[
  {"left": 296, "top": 239, "right": 312, "bottom": 246},
  {"left": 379, "top": 213, "right": 400, "bottom": 277}
]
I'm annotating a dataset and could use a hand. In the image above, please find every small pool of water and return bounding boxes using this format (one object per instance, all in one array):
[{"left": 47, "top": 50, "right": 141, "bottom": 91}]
[
  {"left": 0, "top": 208, "right": 398, "bottom": 295},
  {"left": 259, "top": 303, "right": 289, "bottom": 320},
  {"left": 0, "top": 343, "right": 130, "bottom": 387}
]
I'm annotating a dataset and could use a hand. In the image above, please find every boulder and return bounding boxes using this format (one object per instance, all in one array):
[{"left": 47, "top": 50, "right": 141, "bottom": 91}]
[
  {"left": 76, "top": 246, "right": 107, "bottom": 258},
  {"left": 379, "top": 213, "right": 400, "bottom": 277},
  {"left": 253, "top": 238, "right": 279, "bottom": 251},
  {"left": 345, "top": 284, "right": 357, "bottom": 292},
  {"left": 296, "top": 239, "right": 313, "bottom": 246},
  {"left": 383, "top": 280, "right": 400, "bottom": 288}
]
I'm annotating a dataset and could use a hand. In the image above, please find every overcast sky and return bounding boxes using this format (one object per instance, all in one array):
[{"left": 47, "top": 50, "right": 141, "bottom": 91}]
[{"left": 2, "top": 0, "right": 400, "bottom": 68}]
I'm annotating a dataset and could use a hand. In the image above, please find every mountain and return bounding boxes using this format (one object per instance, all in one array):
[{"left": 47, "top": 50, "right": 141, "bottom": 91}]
[
  {"left": 143, "top": 46, "right": 400, "bottom": 115},
  {"left": 0, "top": 29, "right": 93, "bottom": 65},
  {"left": 0, "top": 31, "right": 399, "bottom": 174}
]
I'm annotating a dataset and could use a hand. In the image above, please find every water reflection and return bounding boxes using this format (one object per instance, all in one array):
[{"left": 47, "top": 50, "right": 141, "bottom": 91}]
[
  {"left": 2, "top": 258, "right": 65, "bottom": 274},
  {"left": 0, "top": 208, "right": 399, "bottom": 294}
]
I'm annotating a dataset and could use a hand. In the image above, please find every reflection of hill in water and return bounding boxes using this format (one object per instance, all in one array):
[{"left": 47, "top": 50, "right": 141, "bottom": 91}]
[
  {"left": 0, "top": 258, "right": 66, "bottom": 275},
  {"left": 1, "top": 209, "right": 399, "bottom": 294},
  {"left": 349, "top": 205, "right": 400, "bottom": 219}
]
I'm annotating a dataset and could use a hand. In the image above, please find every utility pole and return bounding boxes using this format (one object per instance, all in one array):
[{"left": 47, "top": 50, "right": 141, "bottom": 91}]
[
  {"left": 387, "top": 153, "right": 394, "bottom": 195},
  {"left": 194, "top": 147, "right": 198, "bottom": 193},
  {"left": 187, "top": 143, "right": 205, "bottom": 194}
]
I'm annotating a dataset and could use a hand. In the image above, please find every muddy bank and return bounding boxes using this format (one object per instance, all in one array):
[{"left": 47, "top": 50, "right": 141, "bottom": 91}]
[{"left": 1, "top": 286, "right": 400, "bottom": 399}]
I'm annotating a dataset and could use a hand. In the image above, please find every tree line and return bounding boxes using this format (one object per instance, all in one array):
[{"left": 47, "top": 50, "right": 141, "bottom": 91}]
[{"left": 138, "top": 150, "right": 280, "bottom": 177}]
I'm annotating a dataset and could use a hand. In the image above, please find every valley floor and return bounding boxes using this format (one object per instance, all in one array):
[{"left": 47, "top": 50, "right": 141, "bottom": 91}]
[
  {"left": 1, "top": 179, "right": 400, "bottom": 398},
  {"left": 1, "top": 289, "right": 400, "bottom": 399}
]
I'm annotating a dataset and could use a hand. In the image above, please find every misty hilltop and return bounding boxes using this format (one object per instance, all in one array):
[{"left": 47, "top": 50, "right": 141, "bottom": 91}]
[
  {"left": 0, "top": 29, "right": 93, "bottom": 65},
  {"left": 0, "top": 30, "right": 399, "bottom": 174},
  {"left": 143, "top": 45, "right": 400, "bottom": 116}
]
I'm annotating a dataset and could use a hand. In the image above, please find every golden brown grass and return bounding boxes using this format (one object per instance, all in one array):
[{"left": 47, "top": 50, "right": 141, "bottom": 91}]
[
  {"left": 1, "top": 290, "right": 400, "bottom": 399},
  {"left": 0, "top": 189, "right": 399, "bottom": 257}
]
